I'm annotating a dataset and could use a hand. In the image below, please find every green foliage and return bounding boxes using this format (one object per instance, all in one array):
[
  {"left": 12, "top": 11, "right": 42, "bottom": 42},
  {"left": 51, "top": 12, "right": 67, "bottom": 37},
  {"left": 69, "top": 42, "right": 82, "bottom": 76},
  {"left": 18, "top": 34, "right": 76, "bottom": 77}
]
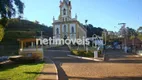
[
  {"left": 137, "top": 34, "right": 142, "bottom": 41},
  {"left": 98, "top": 50, "right": 102, "bottom": 55},
  {"left": 0, "top": 25, "right": 4, "bottom": 41},
  {"left": 72, "top": 50, "right": 94, "bottom": 57},
  {"left": 136, "top": 27, "right": 142, "bottom": 40},
  {"left": 0, "top": 0, "right": 24, "bottom": 27},
  {"left": 84, "top": 24, "right": 104, "bottom": 37},
  {"left": 127, "top": 27, "right": 137, "bottom": 38},
  {"left": 0, "top": 19, "right": 53, "bottom": 56},
  {"left": 3, "top": 19, "right": 53, "bottom": 41},
  {"left": 137, "top": 26, "right": 142, "bottom": 33},
  {"left": 130, "top": 35, "right": 135, "bottom": 40}
]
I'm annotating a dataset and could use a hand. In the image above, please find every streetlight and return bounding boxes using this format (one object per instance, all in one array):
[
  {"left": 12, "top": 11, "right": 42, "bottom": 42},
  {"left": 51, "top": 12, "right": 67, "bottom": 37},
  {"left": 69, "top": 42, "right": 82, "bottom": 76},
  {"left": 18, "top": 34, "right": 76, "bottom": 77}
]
[
  {"left": 102, "top": 30, "right": 107, "bottom": 45},
  {"left": 40, "top": 31, "right": 44, "bottom": 60},
  {"left": 85, "top": 20, "right": 88, "bottom": 52},
  {"left": 102, "top": 31, "right": 109, "bottom": 61},
  {"left": 118, "top": 23, "right": 127, "bottom": 46}
]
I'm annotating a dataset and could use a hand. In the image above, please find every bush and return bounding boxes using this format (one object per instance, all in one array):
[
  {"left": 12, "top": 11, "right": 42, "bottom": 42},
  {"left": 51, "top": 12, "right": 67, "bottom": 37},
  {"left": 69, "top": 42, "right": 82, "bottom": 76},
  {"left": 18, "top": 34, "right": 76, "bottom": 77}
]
[
  {"left": 72, "top": 50, "right": 94, "bottom": 57},
  {"left": 71, "top": 49, "right": 104, "bottom": 57},
  {"left": 86, "top": 51, "right": 94, "bottom": 57}
]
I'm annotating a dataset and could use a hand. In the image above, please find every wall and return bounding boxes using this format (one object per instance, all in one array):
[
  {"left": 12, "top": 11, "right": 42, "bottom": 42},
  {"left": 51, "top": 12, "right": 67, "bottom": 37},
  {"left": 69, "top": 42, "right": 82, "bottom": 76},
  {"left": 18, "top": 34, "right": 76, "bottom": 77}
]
[
  {"left": 54, "top": 24, "right": 60, "bottom": 38},
  {"left": 70, "top": 23, "right": 76, "bottom": 39}
]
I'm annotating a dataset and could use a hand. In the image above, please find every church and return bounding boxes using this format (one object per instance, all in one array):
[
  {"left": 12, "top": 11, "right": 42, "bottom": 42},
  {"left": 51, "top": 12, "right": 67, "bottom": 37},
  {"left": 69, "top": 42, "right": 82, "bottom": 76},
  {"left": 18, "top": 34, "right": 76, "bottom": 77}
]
[{"left": 53, "top": 0, "right": 87, "bottom": 39}]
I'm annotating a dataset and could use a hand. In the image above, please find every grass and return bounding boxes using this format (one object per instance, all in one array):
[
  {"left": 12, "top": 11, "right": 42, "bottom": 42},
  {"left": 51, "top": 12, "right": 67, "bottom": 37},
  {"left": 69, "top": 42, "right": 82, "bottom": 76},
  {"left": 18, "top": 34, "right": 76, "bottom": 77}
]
[{"left": 0, "top": 62, "right": 44, "bottom": 80}]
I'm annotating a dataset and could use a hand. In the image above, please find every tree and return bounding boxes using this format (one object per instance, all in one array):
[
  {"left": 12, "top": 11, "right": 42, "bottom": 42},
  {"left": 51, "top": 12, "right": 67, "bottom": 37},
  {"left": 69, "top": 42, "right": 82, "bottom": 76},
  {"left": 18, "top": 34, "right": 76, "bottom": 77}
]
[
  {"left": 137, "top": 26, "right": 142, "bottom": 33},
  {"left": 137, "top": 26, "right": 142, "bottom": 40},
  {"left": 3, "top": 19, "right": 53, "bottom": 40},
  {"left": 85, "top": 24, "right": 104, "bottom": 37},
  {"left": 126, "top": 27, "right": 137, "bottom": 46},
  {"left": 0, "top": 0, "right": 24, "bottom": 27},
  {"left": 0, "top": 0, "right": 24, "bottom": 41},
  {"left": 127, "top": 27, "right": 137, "bottom": 39}
]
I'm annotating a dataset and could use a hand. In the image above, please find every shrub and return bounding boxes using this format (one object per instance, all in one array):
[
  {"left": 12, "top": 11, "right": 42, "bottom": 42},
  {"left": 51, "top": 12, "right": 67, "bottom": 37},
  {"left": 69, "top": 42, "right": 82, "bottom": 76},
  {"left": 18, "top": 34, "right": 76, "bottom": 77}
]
[{"left": 71, "top": 50, "right": 94, "bottom": 57}]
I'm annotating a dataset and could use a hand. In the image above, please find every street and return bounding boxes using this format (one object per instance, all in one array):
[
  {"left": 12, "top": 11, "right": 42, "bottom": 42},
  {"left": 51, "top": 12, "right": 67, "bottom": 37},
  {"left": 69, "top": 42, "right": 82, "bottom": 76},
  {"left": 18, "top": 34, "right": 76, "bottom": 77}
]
[{"left": 45, "top": 46, "right": 142, "bottom": 80}]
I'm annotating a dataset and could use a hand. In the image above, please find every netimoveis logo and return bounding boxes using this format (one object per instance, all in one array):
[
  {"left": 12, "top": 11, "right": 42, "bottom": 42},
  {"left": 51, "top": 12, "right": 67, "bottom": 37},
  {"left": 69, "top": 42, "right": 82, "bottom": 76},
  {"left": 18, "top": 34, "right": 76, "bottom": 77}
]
[
  {"left": 36, "top": 34, "right": 104, "bottom": 46},
  {"left": 36, "top": 36, "right": 90, "bottom": 46}
]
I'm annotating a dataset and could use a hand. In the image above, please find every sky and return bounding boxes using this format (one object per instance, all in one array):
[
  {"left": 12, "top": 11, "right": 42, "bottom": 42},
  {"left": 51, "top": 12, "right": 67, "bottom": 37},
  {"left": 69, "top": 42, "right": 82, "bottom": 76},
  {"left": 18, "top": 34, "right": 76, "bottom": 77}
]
[{"left": 22, "top": 0, "right": 142, "bottom": 31}]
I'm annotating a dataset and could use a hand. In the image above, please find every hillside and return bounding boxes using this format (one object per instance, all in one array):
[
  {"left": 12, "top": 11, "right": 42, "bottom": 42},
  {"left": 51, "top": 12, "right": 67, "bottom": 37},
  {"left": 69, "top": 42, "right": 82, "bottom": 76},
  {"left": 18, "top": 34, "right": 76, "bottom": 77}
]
[
  {"left": 3, "top": 19, "right": 53, "bottom": 41},
  {"left": 0, "top": 19, "right": 53, "bottom": 56}
]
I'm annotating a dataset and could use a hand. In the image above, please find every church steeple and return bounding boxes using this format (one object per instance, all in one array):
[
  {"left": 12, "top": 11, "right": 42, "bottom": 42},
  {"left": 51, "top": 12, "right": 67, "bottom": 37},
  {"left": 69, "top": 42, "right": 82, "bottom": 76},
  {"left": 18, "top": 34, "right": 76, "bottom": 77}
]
[{"left": 59, "top": 0, "right": 72, "bottom": 21}]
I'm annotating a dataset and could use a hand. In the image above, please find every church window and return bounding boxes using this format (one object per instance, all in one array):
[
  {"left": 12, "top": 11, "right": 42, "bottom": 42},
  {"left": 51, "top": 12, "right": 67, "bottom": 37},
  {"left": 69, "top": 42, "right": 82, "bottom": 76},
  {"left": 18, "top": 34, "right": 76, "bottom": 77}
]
[
  {"left": 63, "top": 9, "right": 66, "bottom": 15},
  {"left": 71, "top": 26, "right": 74, "bottom": 33},
  {"left": 65, "top": 18, "right": 67, "bottom": 21},
  {"left": 64, "top": 25, "right": 66, "bottom": 33},
  {"left": 56, "top": 28, "right": 59, "bottom": 34}
]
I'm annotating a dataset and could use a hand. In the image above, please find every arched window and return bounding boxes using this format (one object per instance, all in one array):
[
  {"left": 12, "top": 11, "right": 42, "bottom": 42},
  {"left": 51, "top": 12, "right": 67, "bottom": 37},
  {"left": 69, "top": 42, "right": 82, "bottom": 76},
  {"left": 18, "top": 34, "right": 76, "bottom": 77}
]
[
  {"left": 71, "top": 27, "right": 74, "bottom": 33},
  {"left": 64, "top": 25, "right": 66, "bottom": 33},
  {"left": 65, "top": 18, "right": 67, "bottom": 21},
  {"left": 56, "top": 28, "right": 59, "bottom": 34},
  {"left": 63, "top": 9, "right": 66, "bottom": 15}
]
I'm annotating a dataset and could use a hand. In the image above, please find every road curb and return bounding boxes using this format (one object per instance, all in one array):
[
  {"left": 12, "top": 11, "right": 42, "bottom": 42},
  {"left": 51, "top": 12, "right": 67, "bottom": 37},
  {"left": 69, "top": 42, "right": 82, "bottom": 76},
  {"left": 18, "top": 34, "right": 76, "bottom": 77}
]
[
  {"left": 37, "top": 57, "right": 59, "bottom": 80},
  {"left": 67, "top": 55, "right": 103, "bottom": 62},
  {"left": 46, "top": 57, "right": 59, "bottom": 80}
]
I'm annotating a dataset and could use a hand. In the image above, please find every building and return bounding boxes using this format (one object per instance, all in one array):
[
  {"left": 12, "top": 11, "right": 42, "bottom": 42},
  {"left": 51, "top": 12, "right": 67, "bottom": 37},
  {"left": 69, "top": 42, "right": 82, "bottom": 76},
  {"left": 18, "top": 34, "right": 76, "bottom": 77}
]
[
  {"left": 122, "top": 38, "right": 142, "bottom": 49},
  {"left": 53, "top": 0, "right": 87, "bottom": 39}
]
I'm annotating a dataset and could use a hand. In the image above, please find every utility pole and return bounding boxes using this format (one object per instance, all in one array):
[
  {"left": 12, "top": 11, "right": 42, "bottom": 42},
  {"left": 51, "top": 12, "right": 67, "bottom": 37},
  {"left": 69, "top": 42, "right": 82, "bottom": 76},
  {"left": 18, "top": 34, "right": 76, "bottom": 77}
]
[
  {"left": 118, "top": 23, "right": 127, "bottom": 46},
  {"left": 118, "top": 23, "right": 128, "bottom": 53},
  {"left": 85, "top": 20, "right": 88, "bottom": 52},
  {"left": 41, "top": 31, "right": 44, "bottom": 60},
  {"left": 103, "top": 30, "right": 107, "bottom": 45}
]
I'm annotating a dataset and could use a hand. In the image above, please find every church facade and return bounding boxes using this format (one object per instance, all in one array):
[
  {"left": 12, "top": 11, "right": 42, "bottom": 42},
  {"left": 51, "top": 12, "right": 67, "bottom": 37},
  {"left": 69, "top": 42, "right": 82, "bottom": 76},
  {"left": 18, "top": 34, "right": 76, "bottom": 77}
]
[{"left": 53, "top": 0, "right": 87, "bottom": 39}]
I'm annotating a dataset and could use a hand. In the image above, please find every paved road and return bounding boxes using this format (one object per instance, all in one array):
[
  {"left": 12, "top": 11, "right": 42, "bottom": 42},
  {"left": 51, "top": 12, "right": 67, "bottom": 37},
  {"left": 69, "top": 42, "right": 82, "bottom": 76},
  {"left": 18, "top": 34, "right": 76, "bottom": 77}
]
[{"left": 45, "top": 46, "right": 142, "bottom": 80}]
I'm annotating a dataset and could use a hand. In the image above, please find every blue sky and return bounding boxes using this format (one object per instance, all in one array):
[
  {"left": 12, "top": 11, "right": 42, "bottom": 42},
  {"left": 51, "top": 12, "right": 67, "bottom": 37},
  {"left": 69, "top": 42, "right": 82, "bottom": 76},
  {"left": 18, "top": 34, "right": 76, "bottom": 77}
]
[{"left": 22, "top": 0, "right": 142, "bottom": 31}]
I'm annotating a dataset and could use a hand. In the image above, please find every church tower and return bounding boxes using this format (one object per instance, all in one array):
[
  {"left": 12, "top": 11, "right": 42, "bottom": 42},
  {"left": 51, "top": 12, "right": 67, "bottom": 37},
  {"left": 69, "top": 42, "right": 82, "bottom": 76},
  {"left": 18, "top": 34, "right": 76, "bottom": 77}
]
[{"left": 59, "top": 0, "right": 72, "bottom": 22}]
